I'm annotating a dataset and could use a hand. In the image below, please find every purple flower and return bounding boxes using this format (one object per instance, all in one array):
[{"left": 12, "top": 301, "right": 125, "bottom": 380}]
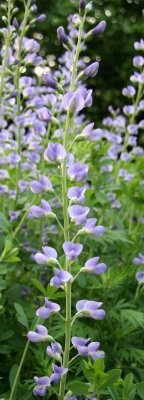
[
  {"left": 27, "top": 325, "right": 50, "bottom": 343},
  {"left": 42, "top": 73, "right": 57, "bottom": 89},
  {"left": 85, "top": 21, "right": 106, "bottom": 41},
  {"left": 62, "top": 91, "right": 85, "bottom": 113},
  {"left": 50, "top": 267, "right": 73, "bottom": 288},
  {"left": 37, "top": 107, "right": 52, "bottom": 122},
  {"left": 67, "top": 186, "right": 85, "bottom": 204},
  {"left": 57, "top": 26, "right": 69, "bottom": 45},
  {"left": 134, "top": 39, "right": 144, "bottom": 51},
  {"left": 30, "top": 175, "right": 53, "bottom": 194},
  {"left": 133, "top": 253, "right": 144, "bottom": 265},
  {"left": 44, "top": 142, "right": 66, "bottom": 163},
  {"left": 84, "top": 62, "right": 99, "bottom": 78},
  {"left": 35, "top": 246, "right": 58, "bottom": 265},
  {"left": 36, "top": 298, "right": 60, "bottom": 319},
  {"left": 67, "top": 163, "right": 88, "bottom": 182},
  {"left": 30, "top": 200, "right": 52, "bottom": 218},
  {"left": 36, "top": 14, "right": 46, "bottom": 23},
  {"left": 79, "top": 0, "right": 86, "bottom": 10},
  {"left": 76, "top": 300, "right": 105, "bottom": 320},
  {"left": 46, "top": 342, "right": 62, "bottom": 361},
  {"left": 62, "top": 241, "right": 83, "bottom": 262},
  {"left": 50, "top": 363, "right": 68, "bottom": 384},
  {"left": 80, "top": 218, "right": 105, "bottom": 237},
  {"left": 136, "top": 271, "right": 144, "bottom": 283},
  {"left": 77, "top": 88, "right": 93, "bottom": 107},
  {"left": 80, "top": 123, "right": 103, "bottom": 141},
  {"left": 127, "top": 124, "right": 138, "bottom": 135},
  {"left": 9, "top": 211, "right": 20, "bottom": 221},
  {"left": 133, "top": 56, "right": 144, "bottom": 68},
  {"left": 88, "top": 343, "right": 105, "bottom": 361},
  {"left": 123, "top": 105, "right": 135, "bottom": 116},
  {"left": 122, "top": 86, "right": 136, "bottom": 97},
  {"left": 71, "top": 336, "right": 90, "bottom": 347},
  {"left": 68, "top": 205, "right": 89, "bottom": 225},
  {"left": 121, "top": 152, "right": 131, "bottom": 162},
  {"left": 82, "top": 257, "right": 107, "bottom": 275},
  {"left": 33, "top": 376, "right": 51, "bottom": 397}
]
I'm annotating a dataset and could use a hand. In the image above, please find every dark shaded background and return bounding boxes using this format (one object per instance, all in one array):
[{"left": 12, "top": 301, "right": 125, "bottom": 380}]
[{"left": 1, "top": 0, "right": 144, "bottom": 122}]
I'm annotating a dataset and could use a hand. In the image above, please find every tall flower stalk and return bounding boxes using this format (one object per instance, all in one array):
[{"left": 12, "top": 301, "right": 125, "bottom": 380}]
[{"left": 0, "top": 0, "right": 12, "bottom": 106}]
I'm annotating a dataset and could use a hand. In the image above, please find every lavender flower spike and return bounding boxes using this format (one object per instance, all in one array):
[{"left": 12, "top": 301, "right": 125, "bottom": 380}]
[
  {"left": 33, "top": 376, "right": 51, "bottom": 397},
  {"left": 76, "top": 299, "right": 105, "bottom": 320},
  {"left": 44, "top": 142, "right": 66, "bottom": 163},
  {"left": 27, "top": 325, "right": 52, "bottom": 343},
  {"left": 36, "top": 298, "right": 60, "bottom": 319},
  {"left": 35, "top": 246, "right": 58, "bottom": 265},
  {"left": 63, "top": 241, "right": 83, "bottom": 262},
  {"left": 50, "top": 267, "right": 73, "bottom": 288},
  {"left": 82, "top": 257, "right": 107, "bottom": 275}
]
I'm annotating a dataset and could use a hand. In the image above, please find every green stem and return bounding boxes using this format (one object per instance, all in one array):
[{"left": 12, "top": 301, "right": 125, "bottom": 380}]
[
  {"left": 14, "top": 0, "right": 31, "bottom": 208},
  {"left": 59, "top": 14, "right": 85, "bottom": 400},
  {"left": 0, "top": 0, "right": 11, "bottom": 106},
  {"left": 9, "top": 316, "right": 41, "bottom": 400}
]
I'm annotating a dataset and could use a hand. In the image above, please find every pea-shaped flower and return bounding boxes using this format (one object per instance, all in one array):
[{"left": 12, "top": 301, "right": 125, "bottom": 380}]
[
  {"left": 50, "top": 267, "right": 73, "bottom": 288},
  {"left": 67, "top": 162, "right": 88, "bottom": 182},
  {"left": 27, "top": 325, "right": 52, "bottom": 343},
  {"left": 50, "top": 363, "right": 68, "bottom": 384},
  {"left": 33, "top": 376, "right": 51, "bottom": 397},
  {"left": 44, "top": 142, "right": 66, "bottom": 163},
  {"left": 63, "top": 241, "right": 83, "bottom": 262},
  {"left": 30, "top": 200, "right": 52, "bottom": 218},
  {"left": 37, "top": 107, "right": 52, "bottom": 122},
  {"left": 30, "top": 174, "right": 53, "bottom": 194},
  {"left": 36, "top": 298, "right": 60, "bottom": 319},
  {"left": 136, "top": 271, "right": 144, "bottom": 283},
  {"left": 67, "top": 186, "right": 86, "bottom": 205},
  {"left": 62, "top": 91, "right": 85, "bottom": 114},
  {"left": 68, "top": 205, "right": 89, "bottom": 225},
  {"left": 35, "top": 246, "right": 58, "bottom": 265},
  {"left": 87, "top": 343, "right": 105, "bottom": 361},
  {"left": 82, "top": 257, "right": 107, "bottom": 275},
  {"left": 46, "top": 342, "right": 62, "bottom": 361},
  {"left": 80, "top": 123, "right": 103, "bottom": 141},
  {"left": 81, "top": 218, "right": 105, "bottom": 237},
  {"left": 76, "top": 300, "right": 105, "bottom": 320}
]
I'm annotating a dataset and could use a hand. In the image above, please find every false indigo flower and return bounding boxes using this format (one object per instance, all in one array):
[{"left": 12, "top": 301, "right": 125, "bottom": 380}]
[
  {"left": 82, "top": 257, "right": 107, "bottom": 274},
  {"left": 35, "top": 246, "right": 58, "bottom": 265},
  {"left": 84, "top": 62, "right": 99, "bottom": 78},
  {"left": 133, "top": 56, "right": 144, "bottom": 68},
  {"left": 79, "top": 0, "right": 86, "bottom": 10},
  {"left": 122, "top": 85, "right": 136, "bottom": 97},
  {"left": 62, "top": 91, "right": 85, "bottom": 113},
  {"left": 68, "top": 205, "right": 89, "bottom": 225},
  {"left": 35, "top": 14, "right": 46, "bottom": 23},
  {"left": 88, "top": 343, "right": 105, "bottom": 361},
  {"left": 67, "top": 163, "right": 88, "bottom": 182},
  {"left": 50, "top": 267, "right": 73, "bottom": 288},
  {"left": 57, "top": 26, "right": 69, "bottom": 45},
  {"left": 44, "top": 142, "right": 66, "bottom": 163},
  {"left": 30, "top": 175, "right": 53, "bottom": 194},
  {"left": 80, "top": 123, "right": 103, "bottom": 141},
  {"left": 27, "top": 325, "right": 51, "bottom": 342},
  {"left": 62, "top": 242, "right": 83, "bottom": 262},
  {"left": 37, "top": 107, "right": 52, "bottom": 122},
  {"left": 9, "top": 211, "right": 20, "bottom": 221},
  {"left": 46, "top": 342, "right": 62, "bottom": 361},
  {"left": 76, "top": 300, "right": 105, "bottom": 320},
  {"left": 42, "top": 73, "right": 57, "bottom": 89},
  {"left": 85, "top": 20, "right": 106, "bottom": 41},
  {"left": 36, "top": 298, "right": 60, "bottom": 319},
  {"left": 30, "top": 200, "right": 52, "bottom": 218},
  {"left": 67, "top": 186, "right": 85, "bottom": 204},
  {"left": 33, "top": 376, "right": 51, "bottom": 397},
  {"left": 81, "top": 218, "right": 105, "bottom": 237},
  {"left": 50, "top": 363, "right": 68, "bottom": 384},
  {"left": 136, "top": 272, "right": 144, "bottom": 283},
  {"left": 133, "top": 253, "right": 144, "bottom": 265}
]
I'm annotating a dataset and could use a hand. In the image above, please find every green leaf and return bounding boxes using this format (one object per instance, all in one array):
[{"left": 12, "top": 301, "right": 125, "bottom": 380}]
[
  {"left": 46, "top": 284, "right": 57, "bottom": 298},
  {"left": 102, "top": 369, "right": 122, "bottom": 389},
  {"left": 0, "top": 330, "right": 14, "bottom": 342},
  {"left": 31, "top": 278, "right": 47, "bottom": 296},
  {"left": 82, "top": 360, "right": 94, "bottom": 384},
  {"left": 94, "top": 357, "right": 104, "bottom": 372},
  {"left": 68, "top": 381, "right": 90, "bottom": 395},
  {"left": 9, "top": 364, "right": 19, "bottom": 400},
  {"left": 124, "top": 373, "right": 133, "bottom": 392},
  {"left": 0, "top": 213, "right": 10, "bottom": 233},
  {"left": 14, "top": 303, "right": 29, "bottom": 329},
  {"left": 137, "top": 382, "right": 144, "bottom": 399},
  {"left": 0, "top": 280, "right": 6, "bottom": 290}
]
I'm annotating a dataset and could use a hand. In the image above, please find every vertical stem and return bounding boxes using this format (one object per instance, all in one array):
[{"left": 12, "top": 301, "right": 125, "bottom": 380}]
[
  {"left": 14, "top": 0, "right": 31, "bottom": 208},
  {"left": 59, "top": 15, "right": 85, "bottom": 400},
  {"left": 0, "top": 0, "right": 11, "bottom": 106}
]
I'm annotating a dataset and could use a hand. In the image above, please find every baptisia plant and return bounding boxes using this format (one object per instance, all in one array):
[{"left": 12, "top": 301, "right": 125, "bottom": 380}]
[{"left": 25, "top": 1, "right": 107, "bottom": 399}]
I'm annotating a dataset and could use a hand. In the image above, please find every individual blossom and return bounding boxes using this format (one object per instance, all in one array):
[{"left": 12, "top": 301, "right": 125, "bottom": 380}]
[
  {"left": 50, "top": 267, "right": 73, "bottom": 288},
  {"left": 80, "top": 218, "right": 105, "bottom": 237},
  {"left": 44, "top": 142, "right": 66, "bottom": 163},
  {"left": 9, "top": 211, "right": 20, "bottom": 221},
  {"left": 50, "top": 363, "right": 68, "bottom": 384},
  {"left": 36, "top": 298, "right": 60, "bottom": 319},
  {"left": 46, "top": 342, "right": 62, "bottom": 361},
  {"left": 76, "top": 300, "right": 105, "bottom": 320},
  {"left": 122, "top": 85, "right": 136, "bottom": 97},
  {"left": 121, "top": 152, "right": 131, "bottom": 162},
  {"left": 133, "top": 253, "right": 144, "bottom": 265},
  {"left": 62, "top": 91, "right": 85, "bottom": 113},
  {"left": 30, "top": 174, "right": 53, "bottom": 194},
  {"left": 27, "top": 325, "right": 52, "bottom": 343},
  {"left": 33, "top": 376, "right": 51, "bottom": 397},
  {"left": 35, "top": 246, "right": 58, "bottom": 265},
  {"left": 67, "top": 186, "right": 86, "bottom": 204},
  {"left": 136, "top": 271, "right": 144, "bottom": 283},
  {"left": 37, "top": 107, "right": 52, "bottom": 122},
  {"left": 80, "top": 122, "right": 103, "bottom": 141},
  {"left": 133, "top": 56, "right": 144, "bottom": 68},
  {"left": 71, "top": 336, "right": 90, "bottom": 355},
  {"left": 83, "top": 62, "right": 99, "bottom": 78},
  {"left": 81, "top": 257, "right": 107, "bottom": 275},
  {"left": 134, "top": 39, "right": 144, "bottom": 51},
  {"left": 68, "top": 205, "right": 89, "bottom": 225},
  {"left": 67, "top": 162, "right": 88, "bottom": 182},
  {"left": 84, "top": 20, "right": 106, "bottom": 41},
  {"left": 30, "top": 200, "right": 52, "bottom": 218},
  {"left": 62, "top": 241, "right": 83, "bottom": 262},
  {"left": 87, "top": 342, "right": 105, "bottom": 361}
]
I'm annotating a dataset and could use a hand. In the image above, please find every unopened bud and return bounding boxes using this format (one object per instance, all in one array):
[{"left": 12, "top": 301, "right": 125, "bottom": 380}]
[
  {"left": 13, "top": 17, "right": 19, "bottom": 29},
  {"left": 57, "top": 26, "right": 73, "bottom": 50},
  {"left": 86, "top": 1, "right": 93, "bottom": 12},
  {"left": 84, "top": 20, "right": 106, "bottom": 41},
  {"left": 2, "top": 16, "right": 7, "bottom": 24},
  {"left": 36, "top": 14, "right": 46, "bottom": 23},
  {"left": 12, "top": 7, "right": 19, "bottom": 16},
  {"left": 0, "top": 4, "right": 7, "bottom": 12}
]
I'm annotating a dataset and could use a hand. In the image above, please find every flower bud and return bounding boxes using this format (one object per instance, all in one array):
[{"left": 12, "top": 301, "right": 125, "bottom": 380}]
[
  {"left": 79, "top": 0, "right": 86, "bottom": 15},
  {"left": 2, "top": 16, "right": 7, "bottom": 24},
  {"left": 86, "top": 1, "right": 93, "bottom": 12},
  {"left": 12, "top": 7, "right": 19, "bottom": 15},
  {"left": 37, "top": 107, "right": 52, "bottom": 122},
  {"left": 36, "top": 14, "right": 46, "bottom": 23},
  {"left": 13, "top": 17, "right": 19, "bottom": 29},
  {"left": 0, "top": 4, "right": 7, "bottom": 12},
  {"left": 57, "top": 26, "right": 73, "bottom": 50},
  {"left": 84, "top": 20, "right": 106, "bottom": 41},
  {"left": 84, "top": 61, "right": 99, "bottom": 77}
]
